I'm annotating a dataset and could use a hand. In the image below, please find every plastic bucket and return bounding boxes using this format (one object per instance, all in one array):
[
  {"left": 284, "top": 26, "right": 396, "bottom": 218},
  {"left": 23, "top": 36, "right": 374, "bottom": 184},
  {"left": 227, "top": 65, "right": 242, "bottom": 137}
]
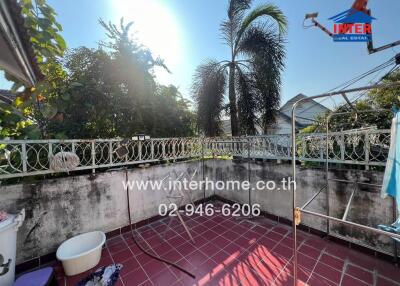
[{"left": 0, "top": 210, "right": 25, "bottom": 286}]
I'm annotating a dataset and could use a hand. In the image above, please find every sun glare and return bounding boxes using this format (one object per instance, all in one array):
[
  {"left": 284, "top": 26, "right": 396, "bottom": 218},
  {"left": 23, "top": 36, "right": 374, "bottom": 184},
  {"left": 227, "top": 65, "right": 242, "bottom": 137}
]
[{"left": 111, "top": 0, "right": 183, "bottom": 85}]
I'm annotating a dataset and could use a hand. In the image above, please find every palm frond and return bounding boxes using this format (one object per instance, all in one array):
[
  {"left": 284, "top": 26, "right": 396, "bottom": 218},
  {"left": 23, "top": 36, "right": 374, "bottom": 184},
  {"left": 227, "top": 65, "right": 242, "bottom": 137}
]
[
  {"left": 153, "top": 57, "right": 171, "bottom": 73},
  {"left": 220, "top": 0, "right": 252, "bottom": 48},
  {"left": 234, "top": 3, "right": 287, "bottom": 54},
  {"left": 228, "top": 0, "right": 252, "bottom": 20},
  {"left": 239, "top": 24, "right": 285, "bottom": 132},
  {"left": 236, "top": 67, "right": 257, "bottom": 135},
  {"left": 238, "top": 23, "right": 285, "bottom": 59},
  {"left": 192, "top": 61, "right": 227, "bottom": 136}
]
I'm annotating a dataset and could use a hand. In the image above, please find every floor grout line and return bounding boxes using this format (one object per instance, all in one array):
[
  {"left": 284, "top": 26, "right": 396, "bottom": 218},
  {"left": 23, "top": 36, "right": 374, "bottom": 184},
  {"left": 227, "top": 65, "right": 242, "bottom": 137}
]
[
  {"left": 106, "top": 239, "right": 126, "bottom": 286},
  {"left": 99, "top": 201, "right": 400, "bottom": 286},
  {"left": 304, "top": 243, "right": 326, "bottom": 285},
  {"left": 338, "top": 258, "right": 349, "bottom": 286},
  {"left": 372, "top": 269, "right": 378, "bottom": 286},
  {"left": 120, "top": 231, "right": 154, "bottom": 286}
]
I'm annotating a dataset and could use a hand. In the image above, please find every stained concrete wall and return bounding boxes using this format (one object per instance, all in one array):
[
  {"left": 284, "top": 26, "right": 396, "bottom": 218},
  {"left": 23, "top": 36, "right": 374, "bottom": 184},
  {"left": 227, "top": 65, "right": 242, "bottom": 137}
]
[
  {"left": 0, "top": 161, "right": 211, "bottom": 264},
  {"left": 0, "top": 159, "right": 395, "bottom": 265},
  {"left": 212, "top": 159, "right": 395, "bottom": 255}
]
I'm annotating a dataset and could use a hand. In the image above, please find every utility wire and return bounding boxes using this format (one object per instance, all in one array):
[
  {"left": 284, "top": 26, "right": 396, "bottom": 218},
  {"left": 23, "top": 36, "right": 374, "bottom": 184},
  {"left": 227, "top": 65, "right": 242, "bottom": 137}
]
[
  {"left": 350, "top": 65, "right": 400, "bottom": 105},
  {"left": 296, "top": 56, "right": 397, "bottom": 117}
]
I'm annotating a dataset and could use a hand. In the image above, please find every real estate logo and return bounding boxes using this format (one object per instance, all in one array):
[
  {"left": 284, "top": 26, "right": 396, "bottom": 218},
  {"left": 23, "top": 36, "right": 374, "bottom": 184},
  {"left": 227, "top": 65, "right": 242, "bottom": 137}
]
[{"left": 329, "top": 8, "right": 376, "bottom": 42}]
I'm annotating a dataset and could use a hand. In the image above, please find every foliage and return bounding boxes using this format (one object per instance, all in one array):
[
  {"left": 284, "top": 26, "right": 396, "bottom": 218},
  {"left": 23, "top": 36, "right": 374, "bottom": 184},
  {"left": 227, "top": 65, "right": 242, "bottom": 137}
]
[
  {"left": 44, "top": 24, "right": 195, "bottom": 138},
  {"left": 1, "top": 1, "right": 195, "bottom": 139},
  {"left": 0, "top": 103, "right": 39, "bottom": 138},
  {"left": 192, "top": 0, "right": 286, "bottom": 137},
  {"left": 193, "top": 61, "right": 226, "bottom": 137},
  {"left": 0, "top": 0, "right": 67, "bottom": 139},
  {"left": 20, "top": 0, "right": 65, "bottom": 62}
]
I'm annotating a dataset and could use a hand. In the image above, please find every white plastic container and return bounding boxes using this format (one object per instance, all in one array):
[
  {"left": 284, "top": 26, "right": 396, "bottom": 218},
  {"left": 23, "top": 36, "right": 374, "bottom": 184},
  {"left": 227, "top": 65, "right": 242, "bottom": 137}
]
[
  {"left": 0, "top": 209, "right": 25, "bottom": 286},
  {"left": 56, "top": 231, "right": 106, "bottom": 276}
]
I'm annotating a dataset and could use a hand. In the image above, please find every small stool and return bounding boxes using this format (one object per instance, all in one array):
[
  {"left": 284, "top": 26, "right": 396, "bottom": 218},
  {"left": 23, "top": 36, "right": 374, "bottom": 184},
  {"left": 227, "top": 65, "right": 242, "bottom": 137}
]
[{"left": 13, "top": 267, "right": 57, "bottom": 286}]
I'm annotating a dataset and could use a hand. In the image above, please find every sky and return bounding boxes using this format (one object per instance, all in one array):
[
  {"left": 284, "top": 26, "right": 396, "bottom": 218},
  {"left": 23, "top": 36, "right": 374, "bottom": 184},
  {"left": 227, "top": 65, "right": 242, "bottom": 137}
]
[{"left": 1, "top": 0, "right": 400, "bottom": 109}]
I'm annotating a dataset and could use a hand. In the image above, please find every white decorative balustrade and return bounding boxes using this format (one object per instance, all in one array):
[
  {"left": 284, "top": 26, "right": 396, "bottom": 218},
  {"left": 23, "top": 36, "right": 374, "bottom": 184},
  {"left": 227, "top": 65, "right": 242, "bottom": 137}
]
[{"left": 0, "top": 129, "right": 390, "bottom": 179}]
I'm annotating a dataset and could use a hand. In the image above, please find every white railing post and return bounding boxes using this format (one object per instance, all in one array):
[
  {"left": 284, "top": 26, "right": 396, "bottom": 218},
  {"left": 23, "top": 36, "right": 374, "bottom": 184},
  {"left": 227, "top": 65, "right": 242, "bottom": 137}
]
[
  {"left": 21, "top": 143, "right": 27, "bottom": 173},
  {"left": 365, "top": 131, "right": 370, "bottom": 170},
  {"left": 91, "top": 140, "right": 96, "bottom": 173},
  {"left": 340, "top": 134, "right": 345, "bottom": 161},
  {"left": 48, "top": 142, "right": 52, "bottom": 168},
  {"left": 138, "top": 141, "right": 142, "bottom": 161},
  {"left": 172, "top": 140, "right": 176, "bottom": 160},
  {"left": 320, "top": 137, "right": 324, "bottom": 160},
  {"left": 151, "top": 139, "right": 154, "bottom": 160},
  {"left": 109, "top": 141, "right": 113, "bottom": 165}
]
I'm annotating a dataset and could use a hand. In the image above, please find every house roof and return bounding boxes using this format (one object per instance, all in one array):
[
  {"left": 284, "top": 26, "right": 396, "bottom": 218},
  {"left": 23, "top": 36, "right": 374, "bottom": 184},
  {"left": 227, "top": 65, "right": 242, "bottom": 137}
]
[
  {"left": 221, "top": 94, "right": 329, "bottom": 135},
  {"left": 0, "top": 0, "right": 43, "bottom": 86},
  {"left": 280, "top": 93, "right": 329, "bottom": 112},
  {"left": 276, "top": 111, "right": 307, "bottom": 128}
]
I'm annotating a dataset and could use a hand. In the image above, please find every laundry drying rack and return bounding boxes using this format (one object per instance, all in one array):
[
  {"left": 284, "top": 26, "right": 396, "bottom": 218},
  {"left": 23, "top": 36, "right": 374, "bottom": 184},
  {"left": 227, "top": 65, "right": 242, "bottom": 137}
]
[{"left": 290, "top": 82, "right": 400, "bottom": 285}]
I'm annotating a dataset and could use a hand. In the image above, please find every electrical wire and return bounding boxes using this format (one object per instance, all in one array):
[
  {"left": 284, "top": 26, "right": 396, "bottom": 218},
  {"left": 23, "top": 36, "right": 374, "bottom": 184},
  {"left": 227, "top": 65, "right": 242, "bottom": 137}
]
[
  {"left": 123, "top": 168, "right": 196, "bottom": 279},
  {"left": 349, "top": 62, "right": 400, "bottom": 105},
  {"left": 295, "top": 56, "right": 397, "bottom": 117},
  {"left": 326, "top": 57, "right": 395, "bottom": 92}
]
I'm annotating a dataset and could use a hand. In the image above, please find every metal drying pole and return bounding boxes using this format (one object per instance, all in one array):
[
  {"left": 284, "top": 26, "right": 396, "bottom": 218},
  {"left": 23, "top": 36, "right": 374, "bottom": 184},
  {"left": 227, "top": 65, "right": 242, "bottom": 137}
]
[{"left": 291, "top": 82, "right": 400, "bottom": 285}]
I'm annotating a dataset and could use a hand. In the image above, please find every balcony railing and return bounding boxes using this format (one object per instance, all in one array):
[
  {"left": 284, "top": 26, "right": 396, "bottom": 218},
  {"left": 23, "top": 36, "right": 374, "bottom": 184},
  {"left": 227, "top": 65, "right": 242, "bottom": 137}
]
[{"left": 0, "top": 129, "right": 390, "bottom": 179}]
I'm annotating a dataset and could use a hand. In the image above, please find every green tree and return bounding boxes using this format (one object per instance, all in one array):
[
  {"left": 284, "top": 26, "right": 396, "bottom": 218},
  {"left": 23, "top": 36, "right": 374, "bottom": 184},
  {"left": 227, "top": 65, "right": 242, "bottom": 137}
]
[
  {"left": 43, "top": 47, "right": 117, "bottom": 138},
  {"left": 44, "top": 34, "right": 195, "bottom": 138},
  {"left": 0, "top": 0, "right": 67, "bottom": 139},
  {"left": 99, "top": 18, "right": 169, "bottom": 135},
  {"left": 192, "top": 0, "right": 286, "bottom": 137},
  {"left": 2, "top": 5, "right": 195, "bottom": 139},
  {"left": 153, "top": 85, "right": 196, "bottom": 137}
]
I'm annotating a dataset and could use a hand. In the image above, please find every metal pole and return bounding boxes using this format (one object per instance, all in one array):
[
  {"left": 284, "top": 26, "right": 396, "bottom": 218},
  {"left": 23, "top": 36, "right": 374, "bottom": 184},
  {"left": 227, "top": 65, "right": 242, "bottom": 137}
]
[
  {"left": 342, "top": 187, "right": 356, "bottom": 221},
  {"left": 201, "top": 139, "right": 205, "bottom": 204},
  {"left": 247, "top": 138, "right": 251, "bottom": 208},
  {"left": 288, "top": 83, "right": 400, "bottom": 286},
  {"left": 328, "top": 178, "right": 382, "bottom": 188},
  {"left": 295, "top": 83, "right": 400, "bottom": 102},
  {"left": 325, "top": 117, "right": 330, "bottom": 235},
  {"left": 301, "top": 209, "right": 400, "bottom": 240},
  {"left": 291, "top": 103, "right": 298, "bottom": 286},
  {"left": 301, "top": 186, "right": 326, "bottom": 210}
]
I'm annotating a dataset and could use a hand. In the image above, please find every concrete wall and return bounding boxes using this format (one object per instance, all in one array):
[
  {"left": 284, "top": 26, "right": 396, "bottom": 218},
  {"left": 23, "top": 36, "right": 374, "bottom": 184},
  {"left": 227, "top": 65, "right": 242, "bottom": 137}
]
[
  {"left": 0, "top": 159, "right": 395, "bottom": 264},
  {"left": 212, "top": 159, "right": 395, "bottom": 255},
  {"left": 0, "top": 161, "right": 211, "bottom": 264}
]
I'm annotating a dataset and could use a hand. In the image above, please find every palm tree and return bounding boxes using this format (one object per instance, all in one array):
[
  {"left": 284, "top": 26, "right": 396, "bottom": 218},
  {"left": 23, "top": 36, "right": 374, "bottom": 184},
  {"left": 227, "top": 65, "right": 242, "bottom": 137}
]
[{"left": 193, "top": 0, "right": 287, "bottom": 137}]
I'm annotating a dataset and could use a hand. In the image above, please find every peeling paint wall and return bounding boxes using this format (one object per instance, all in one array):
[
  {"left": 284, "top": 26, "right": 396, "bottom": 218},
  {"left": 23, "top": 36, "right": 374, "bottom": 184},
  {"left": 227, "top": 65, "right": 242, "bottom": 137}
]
[
  {"left": 212, "top": 159, "right": 395, "bottom": 255},
  {"left": 0, "top": 160, "right": 210, "bottom": 264},
  {"left": 0, "top": 159, "right": 395, "bottom": 265}
]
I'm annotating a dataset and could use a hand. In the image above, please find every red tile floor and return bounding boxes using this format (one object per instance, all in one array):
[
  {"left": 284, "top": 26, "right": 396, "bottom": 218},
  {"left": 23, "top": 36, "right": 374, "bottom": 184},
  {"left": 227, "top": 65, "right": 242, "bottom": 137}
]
[{"left": 49, "top": 201, "right": 399, "bottom": 286}]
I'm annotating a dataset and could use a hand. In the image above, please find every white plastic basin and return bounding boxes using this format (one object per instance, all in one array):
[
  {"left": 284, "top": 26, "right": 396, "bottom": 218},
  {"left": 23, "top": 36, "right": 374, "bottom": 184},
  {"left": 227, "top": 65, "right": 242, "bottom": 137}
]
[{"left": 56, "top": 231, "right": 106, "bottom": 276}]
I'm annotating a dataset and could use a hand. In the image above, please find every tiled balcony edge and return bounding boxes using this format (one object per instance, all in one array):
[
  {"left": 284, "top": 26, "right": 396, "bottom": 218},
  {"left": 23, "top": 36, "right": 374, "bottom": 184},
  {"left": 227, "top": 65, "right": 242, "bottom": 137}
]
[
  {"left": 15, "top": 196, "right": 216, "bottom": 275},
  {"left": 16, "top": 195, "right": 398, "bottom": 275},
  {"left": 213, "top": 195, "right": 399, "bottom": 265}
]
